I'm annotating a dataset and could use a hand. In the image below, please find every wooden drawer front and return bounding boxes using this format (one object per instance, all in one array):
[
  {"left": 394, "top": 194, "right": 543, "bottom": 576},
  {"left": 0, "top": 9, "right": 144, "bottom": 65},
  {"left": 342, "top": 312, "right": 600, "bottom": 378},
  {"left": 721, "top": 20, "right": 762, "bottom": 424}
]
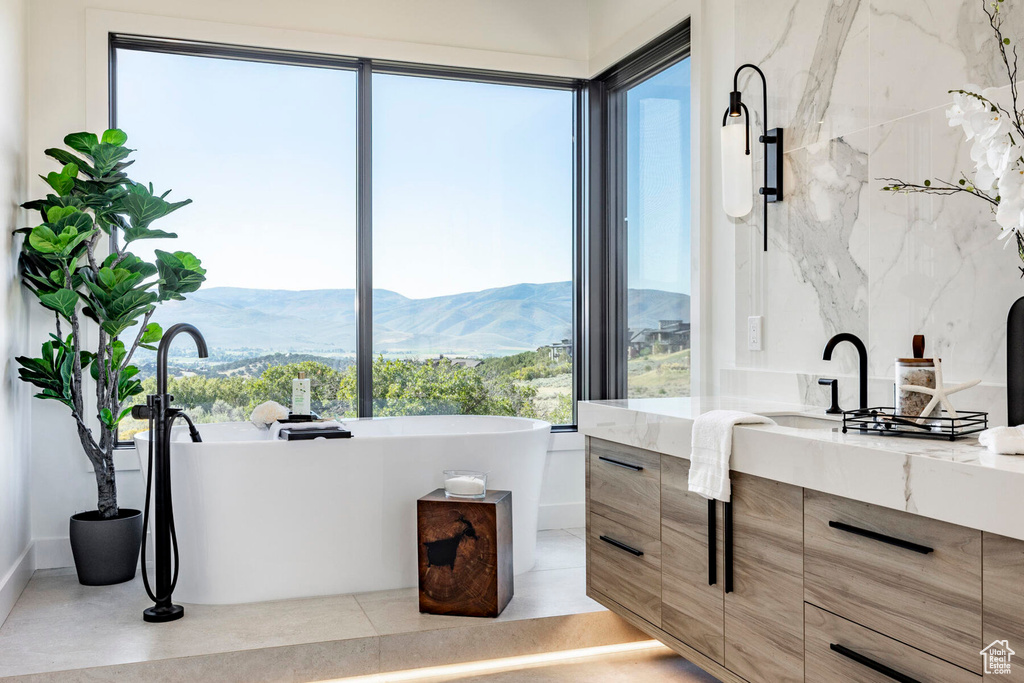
[
  {"left": 661, "top": 455, "right": 725, "bottom": 664},
  {"left": 983, "top": 533, "right": 1024, "bottom": 681},
  {"left": 806, "top": 603, "right": 979, "bottom": 682},
  {"left": 805, "top": 489, "right": 982, "bottom": 673},
  {"left": 588, "top": 512, "right": 662, "bottom": 626},
  {"left": 588, "top": 438, "right": 661, "bottom": 537}
]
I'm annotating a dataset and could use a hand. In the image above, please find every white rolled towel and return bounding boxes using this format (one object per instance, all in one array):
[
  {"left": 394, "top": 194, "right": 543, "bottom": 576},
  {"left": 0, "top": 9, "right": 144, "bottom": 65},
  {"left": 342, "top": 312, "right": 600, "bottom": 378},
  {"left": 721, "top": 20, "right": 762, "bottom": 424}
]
[{"left": 979, "top": 426, "right": 1024, "bottom": 454}]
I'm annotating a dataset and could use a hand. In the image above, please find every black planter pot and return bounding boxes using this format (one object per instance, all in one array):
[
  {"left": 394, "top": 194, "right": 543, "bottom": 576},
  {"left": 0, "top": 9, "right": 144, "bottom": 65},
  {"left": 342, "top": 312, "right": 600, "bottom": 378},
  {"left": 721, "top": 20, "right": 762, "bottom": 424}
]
[{"left": 69, "top": 508, "right": 143, "bottom": 586}]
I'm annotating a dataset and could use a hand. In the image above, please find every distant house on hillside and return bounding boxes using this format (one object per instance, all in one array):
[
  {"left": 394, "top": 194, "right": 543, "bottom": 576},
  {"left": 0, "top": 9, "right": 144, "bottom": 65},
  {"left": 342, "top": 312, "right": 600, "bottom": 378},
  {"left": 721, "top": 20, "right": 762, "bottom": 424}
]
[
  {"left": 434, "top": 355, "right": 483, "bottom": 369},
  {"left": 629, "top": 320, "right": 690, "bottom": 359},
  {"left": 541, "top": 338, "right": 573, "bottom": 362}
]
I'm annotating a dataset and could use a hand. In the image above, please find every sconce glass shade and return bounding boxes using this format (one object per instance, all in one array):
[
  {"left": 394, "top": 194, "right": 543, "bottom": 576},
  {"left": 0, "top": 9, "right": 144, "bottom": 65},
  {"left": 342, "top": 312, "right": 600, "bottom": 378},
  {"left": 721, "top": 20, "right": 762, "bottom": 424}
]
[{"left": 721, "top": 123, "right": 753, "bottom": 218}]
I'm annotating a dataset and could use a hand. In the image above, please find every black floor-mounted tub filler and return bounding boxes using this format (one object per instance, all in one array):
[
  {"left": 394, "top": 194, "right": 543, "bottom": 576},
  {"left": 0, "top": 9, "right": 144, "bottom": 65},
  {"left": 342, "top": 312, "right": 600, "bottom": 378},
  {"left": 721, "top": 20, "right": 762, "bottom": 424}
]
[{"left": 132, "top": 323, "right": 208, "bottom": 623}]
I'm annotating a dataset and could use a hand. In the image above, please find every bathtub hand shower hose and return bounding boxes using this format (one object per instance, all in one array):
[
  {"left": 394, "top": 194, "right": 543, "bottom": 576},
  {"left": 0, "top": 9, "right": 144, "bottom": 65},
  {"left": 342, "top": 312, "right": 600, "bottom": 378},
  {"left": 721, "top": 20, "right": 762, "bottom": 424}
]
[{"left": 140, "top": 409, "right": 202, "bottom": 606}]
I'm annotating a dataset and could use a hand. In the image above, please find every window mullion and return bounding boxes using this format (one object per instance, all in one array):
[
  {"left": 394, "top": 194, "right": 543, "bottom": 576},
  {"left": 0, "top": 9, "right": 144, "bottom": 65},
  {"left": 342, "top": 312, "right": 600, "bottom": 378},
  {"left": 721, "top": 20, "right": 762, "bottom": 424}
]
[{"left": 356, "top": 59, "right": 374, "bottom": 417}]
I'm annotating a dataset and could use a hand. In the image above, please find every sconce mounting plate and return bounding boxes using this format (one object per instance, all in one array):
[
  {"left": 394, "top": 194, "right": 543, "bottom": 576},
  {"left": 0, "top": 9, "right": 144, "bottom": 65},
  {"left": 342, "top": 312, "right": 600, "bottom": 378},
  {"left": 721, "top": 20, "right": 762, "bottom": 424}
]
[{"left": 763, "top": 127, "right": 783, "bottom": 203}]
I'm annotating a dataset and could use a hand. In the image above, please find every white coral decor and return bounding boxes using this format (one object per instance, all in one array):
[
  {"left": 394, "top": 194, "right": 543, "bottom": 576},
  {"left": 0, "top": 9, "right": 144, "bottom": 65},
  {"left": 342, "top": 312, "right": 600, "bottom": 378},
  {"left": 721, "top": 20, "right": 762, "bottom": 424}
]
[{"left": 250, "top": 400, "right": 289, "bottom": 428}]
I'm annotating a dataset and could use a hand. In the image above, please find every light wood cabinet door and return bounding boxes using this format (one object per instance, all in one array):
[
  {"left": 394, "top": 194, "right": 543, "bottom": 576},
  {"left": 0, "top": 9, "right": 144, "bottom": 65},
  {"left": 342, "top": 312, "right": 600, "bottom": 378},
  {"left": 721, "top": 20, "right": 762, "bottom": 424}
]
[
  {"left": 661, "top": 455, "right": 725, "bottom": 664},
  {"left": 724, "top": 473, "right": 804, "bottom": 683},
  {"left": 983, "top": 532, "right": 1024, "bottom": 680}
]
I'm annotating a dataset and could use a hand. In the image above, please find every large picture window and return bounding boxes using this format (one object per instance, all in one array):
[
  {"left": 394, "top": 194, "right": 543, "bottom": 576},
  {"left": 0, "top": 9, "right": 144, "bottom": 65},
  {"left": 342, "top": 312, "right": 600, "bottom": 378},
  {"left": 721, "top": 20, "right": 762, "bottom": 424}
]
[
  {"left": 111, "top": 39, "right": 581, "bottom": 439},
  {"left": 371, "top": 74, "right": 575, "bottom": 422}
]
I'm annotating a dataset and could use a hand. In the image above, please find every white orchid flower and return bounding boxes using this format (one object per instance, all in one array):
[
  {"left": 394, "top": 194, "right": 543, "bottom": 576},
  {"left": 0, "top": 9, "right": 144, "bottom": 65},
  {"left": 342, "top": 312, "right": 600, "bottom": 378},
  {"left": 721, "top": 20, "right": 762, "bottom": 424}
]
[
  {"left": 996, "top": 164, "right": 1024, "bottom": 231},
  {"left": 948, "top": 86, "right": 988, "bottom": 138},
  {"left": 986, "top": 138, "right": 1020, "bottom": 179},
  {"left": 968, "top": 106, "right": 1008, "bottom": 146}
]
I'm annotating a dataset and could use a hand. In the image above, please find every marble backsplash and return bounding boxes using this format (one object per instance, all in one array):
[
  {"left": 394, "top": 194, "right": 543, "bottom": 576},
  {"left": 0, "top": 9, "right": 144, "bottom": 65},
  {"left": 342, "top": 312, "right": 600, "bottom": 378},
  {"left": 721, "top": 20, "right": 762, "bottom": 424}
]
[{"left": 729, "top": 0, "right": 1024, "bottom": 423}]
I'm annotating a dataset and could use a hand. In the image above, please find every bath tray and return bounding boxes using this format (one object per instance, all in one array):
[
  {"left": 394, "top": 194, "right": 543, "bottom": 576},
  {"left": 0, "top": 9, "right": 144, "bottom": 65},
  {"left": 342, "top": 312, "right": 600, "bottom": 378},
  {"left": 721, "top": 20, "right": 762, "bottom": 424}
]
[
  {"left": 278, "top": 426, "right": 352, "bottom": 441},
  {"left": 841, "top": 407, "right": 987, "bottom": 441}
]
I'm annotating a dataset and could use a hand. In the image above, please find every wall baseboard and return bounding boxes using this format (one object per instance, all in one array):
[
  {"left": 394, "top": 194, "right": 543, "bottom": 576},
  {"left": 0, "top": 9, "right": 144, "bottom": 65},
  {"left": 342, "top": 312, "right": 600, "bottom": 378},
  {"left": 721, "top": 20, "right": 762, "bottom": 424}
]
[
  {"left": 34, "top": 537, "right": 73, "bottom": 571},
  {"left": 0, "top": 543, "right": 34, "bottom": 628},
  {"left": 538, "top": 502, "right": 585, "bottom": 530}
]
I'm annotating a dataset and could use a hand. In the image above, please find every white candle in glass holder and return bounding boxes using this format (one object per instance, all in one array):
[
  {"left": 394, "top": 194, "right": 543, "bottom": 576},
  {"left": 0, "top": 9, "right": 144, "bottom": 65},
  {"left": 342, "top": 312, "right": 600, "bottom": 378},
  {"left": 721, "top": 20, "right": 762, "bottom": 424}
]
[{"left": 445, "top": 475, "right": 485, "bottom": 496}]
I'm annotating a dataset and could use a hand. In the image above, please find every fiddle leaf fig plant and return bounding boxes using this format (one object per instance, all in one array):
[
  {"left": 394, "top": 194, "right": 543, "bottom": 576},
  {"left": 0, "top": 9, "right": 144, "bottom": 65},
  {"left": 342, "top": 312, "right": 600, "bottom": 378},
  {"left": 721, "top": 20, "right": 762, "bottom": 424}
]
[{"left": 15, "top": 129, "right": 206, "bottom": 519}]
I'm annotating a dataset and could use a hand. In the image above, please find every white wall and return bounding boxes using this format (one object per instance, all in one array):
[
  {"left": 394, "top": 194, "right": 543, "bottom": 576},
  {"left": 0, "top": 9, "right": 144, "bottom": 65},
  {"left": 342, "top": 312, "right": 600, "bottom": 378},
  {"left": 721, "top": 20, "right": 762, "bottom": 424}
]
[{"left": 0, "top": 0, "right": 30, "bottom": 625}]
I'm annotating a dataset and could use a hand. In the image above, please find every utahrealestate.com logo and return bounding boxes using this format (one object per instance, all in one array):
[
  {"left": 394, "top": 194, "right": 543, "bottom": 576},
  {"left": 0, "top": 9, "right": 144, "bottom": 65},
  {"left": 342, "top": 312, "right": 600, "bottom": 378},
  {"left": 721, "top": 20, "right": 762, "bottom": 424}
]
[{"left": 982, "top": 640, "right": 1016, "bottom": 675}]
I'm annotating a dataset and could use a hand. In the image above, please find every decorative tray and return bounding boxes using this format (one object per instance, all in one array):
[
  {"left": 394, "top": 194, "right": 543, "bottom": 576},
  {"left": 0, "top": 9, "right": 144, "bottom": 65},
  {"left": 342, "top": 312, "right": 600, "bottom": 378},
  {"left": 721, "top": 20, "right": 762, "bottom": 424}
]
[{"left": 841, "top": 407, "right": 988, "bottom": 441}]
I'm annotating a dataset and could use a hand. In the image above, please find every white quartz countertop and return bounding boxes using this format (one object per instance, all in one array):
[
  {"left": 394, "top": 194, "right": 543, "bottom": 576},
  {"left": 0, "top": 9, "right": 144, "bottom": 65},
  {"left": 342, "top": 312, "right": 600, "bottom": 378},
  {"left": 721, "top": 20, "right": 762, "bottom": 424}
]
[{"left": 579, "top": 397, "right": 1024, "bottom": 541}]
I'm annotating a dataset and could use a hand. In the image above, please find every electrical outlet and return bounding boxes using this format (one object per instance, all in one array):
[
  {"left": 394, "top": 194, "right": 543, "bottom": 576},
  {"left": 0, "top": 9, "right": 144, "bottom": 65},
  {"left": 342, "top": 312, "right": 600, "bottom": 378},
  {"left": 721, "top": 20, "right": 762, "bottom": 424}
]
[{"left": 748, "top": 315, "right": 763, "bottom": 351}]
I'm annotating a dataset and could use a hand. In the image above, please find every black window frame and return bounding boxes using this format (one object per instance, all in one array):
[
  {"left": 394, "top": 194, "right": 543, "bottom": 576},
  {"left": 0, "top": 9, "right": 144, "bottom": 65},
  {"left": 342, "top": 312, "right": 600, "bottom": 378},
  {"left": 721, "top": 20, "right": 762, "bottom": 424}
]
[
  {"left": 108, "top": 33, "right": 587, "bottom": 445},
  {"left": 586, "top": 20, "right": 692, "bottom": 401}
]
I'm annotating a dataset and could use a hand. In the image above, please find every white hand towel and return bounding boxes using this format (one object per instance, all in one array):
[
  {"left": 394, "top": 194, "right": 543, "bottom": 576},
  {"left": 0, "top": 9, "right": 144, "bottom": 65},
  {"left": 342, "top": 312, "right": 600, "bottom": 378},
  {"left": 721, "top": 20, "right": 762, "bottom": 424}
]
[
  {"left": 979, "top": 425, "right": 1024, "bottom": 454},
  {"left": 688, "top": 410, "right": 775, "bottom": 502},
  {"left": 269, "top": 420, "right": 346, "bottom": 441}
]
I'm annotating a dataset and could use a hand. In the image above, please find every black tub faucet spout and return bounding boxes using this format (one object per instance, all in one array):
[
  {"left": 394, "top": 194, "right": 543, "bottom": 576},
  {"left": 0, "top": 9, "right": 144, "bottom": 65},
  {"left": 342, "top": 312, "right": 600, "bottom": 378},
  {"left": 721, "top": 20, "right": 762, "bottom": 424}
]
[{"left": 823, "top": 332, "right": 868, "bottom": 412}]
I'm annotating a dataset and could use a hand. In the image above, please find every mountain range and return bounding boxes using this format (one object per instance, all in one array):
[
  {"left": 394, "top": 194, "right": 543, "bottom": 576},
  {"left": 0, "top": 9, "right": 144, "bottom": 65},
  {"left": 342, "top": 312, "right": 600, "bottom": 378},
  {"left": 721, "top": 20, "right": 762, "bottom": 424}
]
[{"left": 150, "top": 281, "right": 689, "bottom": 357}]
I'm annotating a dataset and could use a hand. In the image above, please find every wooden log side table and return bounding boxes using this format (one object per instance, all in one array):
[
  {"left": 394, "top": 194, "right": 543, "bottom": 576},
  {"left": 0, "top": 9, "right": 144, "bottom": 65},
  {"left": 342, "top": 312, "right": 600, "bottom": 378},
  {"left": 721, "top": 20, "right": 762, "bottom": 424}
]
[{"left": 417, "top": 488, "right": 513, "bottom": 618}]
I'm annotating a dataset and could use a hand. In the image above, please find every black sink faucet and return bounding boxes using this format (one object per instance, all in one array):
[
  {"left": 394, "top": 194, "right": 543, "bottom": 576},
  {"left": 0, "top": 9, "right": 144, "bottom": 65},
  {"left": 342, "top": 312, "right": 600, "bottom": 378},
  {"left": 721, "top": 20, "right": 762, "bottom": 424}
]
[{"left": 823, "top": 332, "right": 868, "bottom": 412}]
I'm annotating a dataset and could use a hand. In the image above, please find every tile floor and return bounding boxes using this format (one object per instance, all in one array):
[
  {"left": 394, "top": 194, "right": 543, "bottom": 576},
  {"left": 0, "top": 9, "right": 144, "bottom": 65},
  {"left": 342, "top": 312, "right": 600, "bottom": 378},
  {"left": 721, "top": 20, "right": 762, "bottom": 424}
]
[
  {"left": 415, "top": 645, "right": 719, "bottom": 682},
  {"left": 0, "top": 529, "right": 663, "bottom": 683}
]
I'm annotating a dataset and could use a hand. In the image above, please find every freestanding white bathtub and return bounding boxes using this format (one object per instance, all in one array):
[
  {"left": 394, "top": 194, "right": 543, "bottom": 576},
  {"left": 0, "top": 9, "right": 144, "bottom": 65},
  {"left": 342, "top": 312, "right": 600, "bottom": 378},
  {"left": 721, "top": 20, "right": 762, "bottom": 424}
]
[{"left": 135, "top": 415, "right": 551, "bottom": 605}]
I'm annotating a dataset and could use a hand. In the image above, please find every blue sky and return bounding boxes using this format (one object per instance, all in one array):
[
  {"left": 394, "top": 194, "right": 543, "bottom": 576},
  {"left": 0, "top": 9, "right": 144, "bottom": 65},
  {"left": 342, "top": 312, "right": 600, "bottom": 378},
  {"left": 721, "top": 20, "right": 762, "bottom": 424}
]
[
  {"left": 116, "top": 51, "right": 571, "bottom": 298},
  {"left": 115, "top": 49, "right": 689, "bottom": 298}
]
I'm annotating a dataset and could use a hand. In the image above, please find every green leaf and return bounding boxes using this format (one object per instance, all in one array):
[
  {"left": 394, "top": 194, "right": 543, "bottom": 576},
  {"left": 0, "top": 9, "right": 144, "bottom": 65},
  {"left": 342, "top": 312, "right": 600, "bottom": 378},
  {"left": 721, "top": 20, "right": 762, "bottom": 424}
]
[
  {"left": 44, "top": 148, "right": 98, "bottom": 178},
  {"left": 140, "top": 322, "right": 162, "bottom": 345},
  {"left": 155, "top": 250, "right": 206, "bottom": 300},
  {"left": 38, "top": 289, "right": 78, "bottom": 320},
  {"left": 112, "top": 183, "right": 191, "bottom": 239},
  {"left": 64, "top": 132, "right": 98, "bottom": 156},
  {"left": 97, "top": 267, "right": 117, "bottom": 289},
  {"left": 43, "top": 163, "right": 77, "bottom": 195},
  {"left": 123, "top": 227, "right": 177, "bottom": 242},
  {"left": 90, "top": 143, "right": 133, "bottom": 176},
  {"left": 28, "top": 225, "right": 60, "bottom": 253},
  {"left": 99, "top": 408, "right": 116, "bottom": 430},
  {"left": 45, "top": 205, "right": 77, "bottom": 223},
  {"left": 101, "top": 129, "right": 128, "bottom": 146}
]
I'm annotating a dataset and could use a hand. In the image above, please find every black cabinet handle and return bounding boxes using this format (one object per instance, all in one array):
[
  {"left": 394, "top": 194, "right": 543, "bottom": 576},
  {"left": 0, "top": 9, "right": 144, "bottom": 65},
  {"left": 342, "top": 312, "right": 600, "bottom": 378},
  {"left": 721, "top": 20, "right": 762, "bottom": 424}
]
[
  {"left": 599, "top": 535, "right": 644, "bottom": 556},
  {"left": 830, "top": 644, "right": 921, "bottom": 683},
  {"left": 708, "top": 499, "right": 717, "bottom": 586},
  {"left": 829, "top": 521, "right": 934, "bottom": 555},
  {"left": 598, "top": 456, "right": 643, "bottom": 472},
  {"left": 724, "top": 501, "right": 733, "bottom": 593}
]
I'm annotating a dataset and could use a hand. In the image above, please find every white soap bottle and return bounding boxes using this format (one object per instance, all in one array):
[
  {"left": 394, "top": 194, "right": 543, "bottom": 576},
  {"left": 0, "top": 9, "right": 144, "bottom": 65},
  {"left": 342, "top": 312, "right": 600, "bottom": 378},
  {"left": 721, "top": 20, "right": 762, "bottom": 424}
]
[{"left": 292, "top": 372, "right": 311, "bottom": 416}]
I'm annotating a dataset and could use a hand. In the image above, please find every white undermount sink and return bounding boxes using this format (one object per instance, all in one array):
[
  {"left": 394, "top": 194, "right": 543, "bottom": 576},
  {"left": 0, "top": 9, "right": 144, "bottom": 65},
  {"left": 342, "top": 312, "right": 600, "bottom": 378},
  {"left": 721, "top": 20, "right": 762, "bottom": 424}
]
[{"left": 768, "top": 414, "right": 842, "bottom": 430}]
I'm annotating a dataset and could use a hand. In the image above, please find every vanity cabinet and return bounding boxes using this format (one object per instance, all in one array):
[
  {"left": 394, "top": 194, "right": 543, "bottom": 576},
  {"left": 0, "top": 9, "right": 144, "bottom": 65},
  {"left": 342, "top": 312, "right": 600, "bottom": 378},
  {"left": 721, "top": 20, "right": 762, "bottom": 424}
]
[
  {"left": 983, "top": 533, "right": 1024, "bottom": 681},
  {"left": 586, "top": 436, "right": 1024, "bottom": 682}
]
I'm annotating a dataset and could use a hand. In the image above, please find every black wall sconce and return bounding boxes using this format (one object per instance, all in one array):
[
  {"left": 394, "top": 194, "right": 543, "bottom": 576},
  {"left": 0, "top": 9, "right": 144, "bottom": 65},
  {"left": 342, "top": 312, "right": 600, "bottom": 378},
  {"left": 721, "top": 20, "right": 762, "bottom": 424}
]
[{"left": 721, "top": 63, "right": 783, "bottom": 252}]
